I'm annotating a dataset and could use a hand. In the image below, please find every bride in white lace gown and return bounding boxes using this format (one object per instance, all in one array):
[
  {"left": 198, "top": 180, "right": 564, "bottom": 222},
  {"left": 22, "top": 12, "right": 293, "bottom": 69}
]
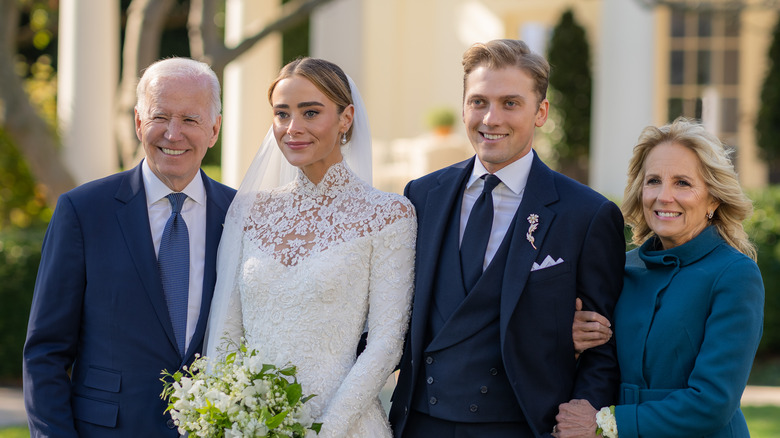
[{"left": 205, "top": 58, "right": 416, "bottom": 438}]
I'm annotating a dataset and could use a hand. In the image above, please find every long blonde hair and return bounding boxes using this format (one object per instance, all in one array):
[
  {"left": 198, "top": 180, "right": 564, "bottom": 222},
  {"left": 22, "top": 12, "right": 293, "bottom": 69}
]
[{"left": 622, "top": 118, "right": 756, "bottom": 261}]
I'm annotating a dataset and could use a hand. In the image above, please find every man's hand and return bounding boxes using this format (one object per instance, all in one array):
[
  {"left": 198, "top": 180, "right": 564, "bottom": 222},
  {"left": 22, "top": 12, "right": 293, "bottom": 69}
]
[
  {"left": 553, "top": 399, "right": 599, "bottom": 438},
  {"left": 573, "top": 298, "right": 612, "bottom": 357}
]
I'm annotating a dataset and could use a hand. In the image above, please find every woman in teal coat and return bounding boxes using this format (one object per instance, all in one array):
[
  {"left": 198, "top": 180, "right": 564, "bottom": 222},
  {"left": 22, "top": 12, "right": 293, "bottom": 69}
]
[{"left": 555, "top": 118, "right": 764, "bottom": 438}]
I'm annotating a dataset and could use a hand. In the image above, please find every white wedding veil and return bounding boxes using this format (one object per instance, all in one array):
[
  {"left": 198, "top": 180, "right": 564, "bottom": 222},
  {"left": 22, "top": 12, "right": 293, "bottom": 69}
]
[{"left": 204, "top": 73, "right": 373, "bottom": 358}]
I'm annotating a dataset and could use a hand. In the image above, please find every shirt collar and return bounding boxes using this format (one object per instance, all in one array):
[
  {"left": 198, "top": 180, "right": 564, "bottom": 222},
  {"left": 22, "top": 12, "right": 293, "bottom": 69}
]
[
  {"left": 142, "top": 159, "right": 206, "bottom": 207},
  {"left": 467, "top": 150, "right": 534, "bottom": 195}
]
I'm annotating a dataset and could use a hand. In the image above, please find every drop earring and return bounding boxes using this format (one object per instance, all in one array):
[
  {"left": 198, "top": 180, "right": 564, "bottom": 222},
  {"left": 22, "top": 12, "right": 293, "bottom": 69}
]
[
  {"left": 707, "top": 211, "right": 714, "bottom": 220},
  {"left": 341, "top": 133, "right": 348, "bottom": 145}
]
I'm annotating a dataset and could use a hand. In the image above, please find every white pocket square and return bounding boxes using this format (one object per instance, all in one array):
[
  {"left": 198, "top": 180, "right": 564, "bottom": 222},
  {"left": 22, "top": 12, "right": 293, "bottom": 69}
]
[{"left": 531, "top": 255, "right": 564, "bottom": 271}]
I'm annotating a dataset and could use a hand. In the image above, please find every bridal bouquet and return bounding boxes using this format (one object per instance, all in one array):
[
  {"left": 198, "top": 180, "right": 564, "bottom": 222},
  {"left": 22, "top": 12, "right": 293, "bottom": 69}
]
[{"left": 161, "top": 343, "right": 321, "bottom": 438}]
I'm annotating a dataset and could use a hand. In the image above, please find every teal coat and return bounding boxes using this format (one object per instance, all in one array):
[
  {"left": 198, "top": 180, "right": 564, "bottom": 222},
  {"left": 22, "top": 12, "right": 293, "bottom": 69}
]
[{"left": 614, "top": 227, "right": 764, "bottom": 437}]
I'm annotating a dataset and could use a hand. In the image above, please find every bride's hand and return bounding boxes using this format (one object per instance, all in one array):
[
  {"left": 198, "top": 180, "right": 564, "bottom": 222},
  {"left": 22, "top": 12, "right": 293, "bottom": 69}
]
[{"left": 573, "top": 298, "right": 612, "bottom": 357}]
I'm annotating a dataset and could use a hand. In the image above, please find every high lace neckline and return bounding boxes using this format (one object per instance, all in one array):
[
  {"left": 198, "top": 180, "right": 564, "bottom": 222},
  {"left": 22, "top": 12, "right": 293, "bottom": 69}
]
[
  {"left": 294, "top": 160, "right": 358, "bottom": 198},
  {"left": 244, "top": 159, "right": 411, "bottom": 267}
]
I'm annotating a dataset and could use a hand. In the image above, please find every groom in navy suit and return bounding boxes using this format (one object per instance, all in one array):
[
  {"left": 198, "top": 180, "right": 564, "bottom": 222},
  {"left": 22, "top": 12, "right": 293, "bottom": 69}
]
[
  {"left": 23, "top": 58, "right": 235, "bottom": 437},
  {"left": 390, "top": 39, "right": 625, "bottom": 437}
]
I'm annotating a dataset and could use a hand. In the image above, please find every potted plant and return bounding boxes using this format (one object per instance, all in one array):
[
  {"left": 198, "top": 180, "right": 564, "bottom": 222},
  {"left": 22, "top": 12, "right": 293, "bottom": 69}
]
[{"left": 425, "top": 106, "right": 456, "bottom": 136}]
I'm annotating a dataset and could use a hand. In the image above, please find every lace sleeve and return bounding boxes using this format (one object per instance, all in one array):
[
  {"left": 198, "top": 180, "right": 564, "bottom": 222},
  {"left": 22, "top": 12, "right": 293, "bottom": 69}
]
[{"left": 317, "top": 209, "right": 416, "bottom": 437}]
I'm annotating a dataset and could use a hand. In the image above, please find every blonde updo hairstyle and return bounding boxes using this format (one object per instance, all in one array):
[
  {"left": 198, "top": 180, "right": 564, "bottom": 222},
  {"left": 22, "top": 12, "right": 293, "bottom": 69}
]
[{"left": 622, "top": 117, "right": 756, "bottom": 261}]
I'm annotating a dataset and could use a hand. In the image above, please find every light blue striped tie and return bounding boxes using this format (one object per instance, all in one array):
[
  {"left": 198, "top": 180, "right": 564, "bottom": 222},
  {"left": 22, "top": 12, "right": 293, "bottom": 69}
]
[{"left": 158, "top": 192, "right": 189, "bottom": 357}]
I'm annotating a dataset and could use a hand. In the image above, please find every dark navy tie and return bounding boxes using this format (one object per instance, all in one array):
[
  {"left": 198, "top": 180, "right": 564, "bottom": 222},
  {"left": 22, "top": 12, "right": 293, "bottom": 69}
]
[
  {"left": 460, "top": 174, "right": 501, "bottom": 291},
  {"left": 158, "top": 192, "right": 189, "bottom": 356}
]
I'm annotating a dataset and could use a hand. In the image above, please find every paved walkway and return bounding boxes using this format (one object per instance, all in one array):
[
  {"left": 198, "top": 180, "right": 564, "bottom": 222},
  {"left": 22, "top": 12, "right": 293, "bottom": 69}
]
[
  {"left": 0, "top": 387, "right": 25, "bottom": 428},
  {"left": 2, "top": 385, "right": 780, "bottom": 429}
]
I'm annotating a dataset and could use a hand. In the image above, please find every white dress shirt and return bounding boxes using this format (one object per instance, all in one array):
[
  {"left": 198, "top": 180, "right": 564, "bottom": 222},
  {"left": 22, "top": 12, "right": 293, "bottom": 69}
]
[
  {"left": 143, "top": 160, "right": 207, "bottom": 352},
  {"left": 460, "top": 150, "right": 534, "bottom": 270}
]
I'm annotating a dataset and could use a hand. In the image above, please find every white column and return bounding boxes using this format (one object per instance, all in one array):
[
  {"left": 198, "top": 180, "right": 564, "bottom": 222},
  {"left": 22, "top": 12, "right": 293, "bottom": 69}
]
[
  {"left": 221, "top": 0, "right": 281, "bottom": 188},
  {"left": 591, "top": 0, "right": 655, "bottom": 198},
  {"left": 311, "top": 0, "right": 363, "bottom": 84},
  {"left": 58, "top": 0, "right": 118, "bottom": 184}
]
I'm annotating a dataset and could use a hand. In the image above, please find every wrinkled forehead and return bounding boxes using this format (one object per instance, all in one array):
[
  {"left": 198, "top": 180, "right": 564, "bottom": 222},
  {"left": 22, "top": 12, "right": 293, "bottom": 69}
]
[{"left": 144, "top": 77, "right": 212, "bottom": 115}]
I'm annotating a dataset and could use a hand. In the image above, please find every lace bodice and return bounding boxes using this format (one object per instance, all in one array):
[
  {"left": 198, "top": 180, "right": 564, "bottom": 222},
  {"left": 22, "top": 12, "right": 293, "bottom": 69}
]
[
  {"left": 209, "top": 162, "right": 416, "bottom": 438},
  {"left": 245, "top": 161, "right": 412, "bottom": 267}
]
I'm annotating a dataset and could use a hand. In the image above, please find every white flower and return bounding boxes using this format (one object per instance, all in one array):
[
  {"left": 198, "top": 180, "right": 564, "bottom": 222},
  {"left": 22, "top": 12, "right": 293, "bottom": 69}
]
[
  {"left": 160, "top": 344, "right": 320, "bottom": 437},
  {"left": 596, "top": 406, "right": 618, "bottom": 438}
]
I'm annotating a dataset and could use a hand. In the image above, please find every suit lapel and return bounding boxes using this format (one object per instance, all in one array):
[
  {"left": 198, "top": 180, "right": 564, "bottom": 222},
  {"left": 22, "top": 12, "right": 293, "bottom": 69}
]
[
  {"left": 500, "top": 154, "right": 558, "bottom": 338},
  {"left": 115, "top": 164, "right": 180, "bottom": 354},
  {"left": 410, "top": 159, "right": 473, "bottom": 361}
]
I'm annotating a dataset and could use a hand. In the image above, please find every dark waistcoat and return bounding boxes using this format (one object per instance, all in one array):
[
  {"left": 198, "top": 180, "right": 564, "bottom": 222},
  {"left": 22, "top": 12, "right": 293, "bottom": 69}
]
[{"left": 411, "top": 199, "right": 524, "bottom": 423}]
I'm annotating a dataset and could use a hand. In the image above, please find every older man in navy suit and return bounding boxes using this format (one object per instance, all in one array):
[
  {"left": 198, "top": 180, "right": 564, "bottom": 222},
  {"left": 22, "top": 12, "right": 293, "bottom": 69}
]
[
  {"left": 23, "top": 58, "right": 236, "bottom": 437},
  {"left": 389, "top": 39, "right": 625, "bottom": 438}
]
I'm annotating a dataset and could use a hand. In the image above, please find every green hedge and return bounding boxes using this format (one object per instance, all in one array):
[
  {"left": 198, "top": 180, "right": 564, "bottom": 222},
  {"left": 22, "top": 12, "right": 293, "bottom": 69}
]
[
  {"left": 746, "top": 187, "right": 780, "bottom": 356},
  {"left": 0, "top": 227, "right": 42, "bottom": 382}
]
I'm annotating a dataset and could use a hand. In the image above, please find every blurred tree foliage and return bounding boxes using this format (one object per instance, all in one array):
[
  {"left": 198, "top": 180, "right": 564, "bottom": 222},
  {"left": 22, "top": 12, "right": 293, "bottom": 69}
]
[
  {"left": 0, "top": 225, "right": 42, "bottom": 382},
  {"left": 547, "top": 9, "right": 592, "bottom": 184},
  {"left": 0, "top": 128, "right": 51, "bottom": 230},
  {"left": 756, "top": 15, "right": 780, "bottom": 183},
  {"left": 745, "top": 187, "right": 780, "bottom": 356},
  {"left": 3, "top": 1, "right": 57, "bottom": 229},
  {"left": 281, "top": 0, "right": 310, "bottom": 64}
]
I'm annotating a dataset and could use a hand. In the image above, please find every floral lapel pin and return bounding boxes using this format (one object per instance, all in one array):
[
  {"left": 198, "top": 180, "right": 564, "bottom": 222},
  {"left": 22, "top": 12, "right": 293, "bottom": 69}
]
[{"left": 526, "top": 214, "right": 539, "bottom": 250}]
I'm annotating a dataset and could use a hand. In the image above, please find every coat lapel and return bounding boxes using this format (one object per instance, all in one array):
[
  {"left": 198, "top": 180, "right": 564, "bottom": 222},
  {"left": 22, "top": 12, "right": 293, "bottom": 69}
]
[
  {"left": 410, "top": 159, "right": 473, "bottom": 362},
  {"left": 500, "top": 154, "right": 558, "bottom": 339},
  {"left": 115, "top": 164, "right": 180, "bottom": 355}
]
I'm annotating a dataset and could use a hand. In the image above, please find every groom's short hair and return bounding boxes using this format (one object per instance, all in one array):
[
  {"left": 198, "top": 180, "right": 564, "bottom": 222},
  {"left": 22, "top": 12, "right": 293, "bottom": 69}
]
[{"left": 461, "top": 39, "right": 550, "bottom": 106}]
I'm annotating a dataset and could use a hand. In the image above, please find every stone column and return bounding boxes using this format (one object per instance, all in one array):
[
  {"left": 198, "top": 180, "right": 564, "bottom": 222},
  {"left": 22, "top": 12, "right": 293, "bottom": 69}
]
[
  {"left": 590, "top": 0, "right": 655, "bottom": 198},
  {"left": 221, "top": 0, "right": 281, "bottom": 188},
  {"left": 57, "top": 0, "right": 119, "bottom": 184}
]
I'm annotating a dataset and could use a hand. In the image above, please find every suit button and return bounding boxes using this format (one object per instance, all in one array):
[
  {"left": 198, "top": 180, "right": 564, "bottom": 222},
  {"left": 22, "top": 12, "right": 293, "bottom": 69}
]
[
  {"left": 480, "top": 386, "right": 488, "bottom": 394},
  {"left": 166, "top": 419, "right": 176, "bottom": 429},
  {"left": 489, "top": 368, "right": 498, "bottom": 376},
  {"left": 429, "top": 397, "right": 438, "bottom": 405},
  {"left": 426, "top": 356, "right": 434, "bottom": 364},
  {"left": 470, "top": 404, "right": 478, "bottom": 412},
  {"left": 404, "top": 406, "right": 408, "bottom": 415},
  {"left": 427, "top": 377, "right": 434, "bottom": 384}
]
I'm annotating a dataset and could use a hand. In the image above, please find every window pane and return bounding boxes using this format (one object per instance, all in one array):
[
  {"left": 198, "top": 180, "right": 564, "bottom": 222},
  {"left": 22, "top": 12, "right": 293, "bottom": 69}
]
[
  {"left": 724, "top": 50, "right": 739, "bottom": 84},
  {"left": 694, "top": 98, "right": 703, "bottom": 120},
  {"left": 698, "top": 12, "right": 712, "bottom": 37},
  {"left": 671, "top": 51, "right": 685, "bottom": 84},
  {"left": 668, "top": 98, "right": 684, "bottom": 121},
  {"left": 724, "top": 12, "right": 740, "bottom": 37},
  {"left": 697, "top": 50, "right": 711, "bottom": 85},
  {"left": 722, "top": 98, "right": 738, "bottom": 132},
  {"left": 671, "top": 9, "right": 686, "bottom": 37}
]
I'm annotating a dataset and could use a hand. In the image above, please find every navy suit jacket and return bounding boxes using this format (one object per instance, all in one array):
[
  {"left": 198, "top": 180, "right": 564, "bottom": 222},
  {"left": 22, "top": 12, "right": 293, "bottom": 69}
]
[
  {"left": 390, "top": 154, "right": 625, "bottom": 437},
  {"left": 23, "top": 163, "right": 235, "bottom": 437}
]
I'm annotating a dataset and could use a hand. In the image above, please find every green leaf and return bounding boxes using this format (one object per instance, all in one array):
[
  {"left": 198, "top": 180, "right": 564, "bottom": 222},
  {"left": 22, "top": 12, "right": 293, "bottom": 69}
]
[
  {"left": 286, "top": 382, "right": 302, "bottom": 405},
  {"left": 310, "top": 422, "right": 322, "bottom": 433},
  {"left": 279, "top": 365, "right": 297, "bottom": 376},
  {"left": 266, "top": 409, "right": 289, "bottom": 429}
]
